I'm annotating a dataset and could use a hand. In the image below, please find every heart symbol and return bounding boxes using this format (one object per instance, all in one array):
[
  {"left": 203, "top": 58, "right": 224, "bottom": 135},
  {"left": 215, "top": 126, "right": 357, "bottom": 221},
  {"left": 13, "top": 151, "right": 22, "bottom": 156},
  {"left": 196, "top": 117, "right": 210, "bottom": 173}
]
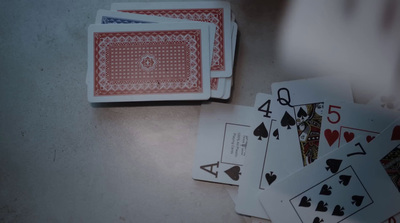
[
  {"left": 324, "top": 129, "right": 339, "bottom": 146},
  {"left": 344, "top": 131, "right": 355, "bottom": 142},
  {"left": 366, "top": 135, "right": 375, "bottom": 143},
  {"left": 391, "top": 126, "right": 400, "bottom": 140}
]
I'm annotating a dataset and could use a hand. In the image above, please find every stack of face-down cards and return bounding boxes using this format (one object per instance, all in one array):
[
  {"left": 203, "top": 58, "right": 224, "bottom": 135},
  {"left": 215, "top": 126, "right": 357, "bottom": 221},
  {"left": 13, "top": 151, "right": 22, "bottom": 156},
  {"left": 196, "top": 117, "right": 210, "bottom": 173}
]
[
  {"left": 86, "top": 1, "right": 237, "bottom": 102},
  {"left": 192, "top": 76, "right": 400, "bottom": 223}
]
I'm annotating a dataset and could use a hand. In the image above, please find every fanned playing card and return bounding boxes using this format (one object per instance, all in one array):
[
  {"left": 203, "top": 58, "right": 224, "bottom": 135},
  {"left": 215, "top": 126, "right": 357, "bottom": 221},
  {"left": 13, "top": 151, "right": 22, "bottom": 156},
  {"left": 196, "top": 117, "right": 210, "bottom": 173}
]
[
  {"left": 260, "top": 77, "right": 353, "bottom": 190},
  {"left": 87, "top": 23, "right": 212, "bottom": 102},
  {"left": 259, "top": 118, "right": 400, "bottom": 223},
  {"left": 319, "top": 99, "right": 400, "bottom": 157},
  {"left": 235, "top": 93, "right": 275, "bottom": 219},
  {"left": 111, "top": 1, "right": 233, "bottom": 78},
  {"left": 271, "top": 77, "right": 353, "bottom": 166},
  {"left": 192, "top": 102, "right": 254, "bottom": 185}
]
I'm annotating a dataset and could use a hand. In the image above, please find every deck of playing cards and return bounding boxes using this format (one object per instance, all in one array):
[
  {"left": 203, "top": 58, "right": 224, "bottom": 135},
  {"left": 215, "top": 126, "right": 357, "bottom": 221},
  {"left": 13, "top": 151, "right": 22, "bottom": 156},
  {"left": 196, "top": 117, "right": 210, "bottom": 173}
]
[
  {"left": 192, "top": 77, "right": 400, "bottom": 223},
  {"left": 86, "top": 1, "right": 237, "bottom": 102}
]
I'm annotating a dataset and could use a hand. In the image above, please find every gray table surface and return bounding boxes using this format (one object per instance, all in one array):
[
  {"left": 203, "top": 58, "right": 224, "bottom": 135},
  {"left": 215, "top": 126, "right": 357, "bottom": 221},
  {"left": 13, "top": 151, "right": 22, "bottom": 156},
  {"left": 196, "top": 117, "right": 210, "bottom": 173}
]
[{"left": 1, "top": 0, "right": 373, "bottom": 222}]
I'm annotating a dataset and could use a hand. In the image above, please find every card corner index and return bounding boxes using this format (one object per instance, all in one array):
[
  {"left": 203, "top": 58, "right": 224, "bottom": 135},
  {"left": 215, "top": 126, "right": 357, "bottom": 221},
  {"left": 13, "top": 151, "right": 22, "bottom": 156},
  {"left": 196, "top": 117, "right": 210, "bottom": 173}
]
[{"left": 197, "top": 161, "right": 220, "bottom": 179}]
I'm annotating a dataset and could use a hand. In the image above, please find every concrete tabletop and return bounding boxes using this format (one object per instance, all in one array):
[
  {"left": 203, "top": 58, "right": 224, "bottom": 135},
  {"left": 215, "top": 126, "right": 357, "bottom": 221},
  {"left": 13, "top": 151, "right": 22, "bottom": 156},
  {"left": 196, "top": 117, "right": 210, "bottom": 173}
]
[{"left": 0, "top": 1, "right": 374, "bottom": 222}]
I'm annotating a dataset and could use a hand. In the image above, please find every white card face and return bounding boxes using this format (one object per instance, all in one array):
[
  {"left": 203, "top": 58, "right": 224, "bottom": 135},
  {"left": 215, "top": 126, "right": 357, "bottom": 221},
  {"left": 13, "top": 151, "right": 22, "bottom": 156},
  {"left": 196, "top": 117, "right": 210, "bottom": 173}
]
[
  {"left": 87, "top": 23, "right": 211, "bottom": 102},
  {"left": 192, "top": 103, "right": 254, "bottom": 185},
  {"left": 111, "top": 1, "right": 233, "bottom": 78},
  {"left": 235, "top": 93, "right": 275, "bottom": 219},
  {"left": 262, "top": 77, "right": 353, "bottom": 186},
  {"left": 259, "top": 118, "right": 400, "bottom": 223},
  {"left": 319, "top": 99, "right": 400, "bottom": 157}
]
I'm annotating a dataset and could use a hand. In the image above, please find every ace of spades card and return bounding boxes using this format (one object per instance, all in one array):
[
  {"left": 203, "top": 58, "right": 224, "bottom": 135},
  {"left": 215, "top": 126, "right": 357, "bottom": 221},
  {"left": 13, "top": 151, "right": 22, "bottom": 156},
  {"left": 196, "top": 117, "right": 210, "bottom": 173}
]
[
  {"left": 318, "top": 99, "right": 400, "bottom": 158},
  {"left": 192, "top": 103, "right": 254, "bottom": 185},
  {"left": 259, "top": 118, "right": 400, "bottom": 223},
  {"left": 235, "top": 93, "right": 279, "bottom": 219}
]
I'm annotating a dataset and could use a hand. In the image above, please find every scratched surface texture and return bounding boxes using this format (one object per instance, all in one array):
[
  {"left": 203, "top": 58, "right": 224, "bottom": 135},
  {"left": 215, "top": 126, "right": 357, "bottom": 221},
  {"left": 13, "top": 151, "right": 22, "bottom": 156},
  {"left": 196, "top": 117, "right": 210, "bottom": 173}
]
[{"left": 0, "top": 0, "right": 372, "bottom": 222}]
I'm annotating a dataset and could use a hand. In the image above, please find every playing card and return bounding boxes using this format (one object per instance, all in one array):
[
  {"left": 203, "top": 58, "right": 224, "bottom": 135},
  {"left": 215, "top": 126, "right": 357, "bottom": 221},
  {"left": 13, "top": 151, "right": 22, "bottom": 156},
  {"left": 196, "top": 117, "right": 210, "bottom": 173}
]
[
  {"left": 95, "top": 10, "right": 216, "bottom": 62},
  {"left": 259, "top": 118, "right": 400, "bottom": 223},
  {"left": 271, "top": 77, "right": 353, "bottom": 167},
  {"left": 235, "top": 93, "right": 276, "bottom": 219},
  {"left": 192, "top": 102, "right": 253, "bottom": 185},
  {"left": 87, "top": 23, "right": 211, "bottom": 102},
  {"left": 94, "top": 10, "right": 221, "bottom": 100},
  {"left": 211, "top": 20, "right": 236, "bottom": 99},
  {"left": 319, "top": 99, "right": 400, "bottom": 157},
  {"left": 211, "top": 77, "right": 226, "bottom": 98},
  {"left": 218, "top": 21, "right": 237, "bottom": 100},
  {"left": 111, "top": 1, "right": 233, "bottom": 78},
  {"left": 260, "top": 77, "right": 353, "bottom": 187}
]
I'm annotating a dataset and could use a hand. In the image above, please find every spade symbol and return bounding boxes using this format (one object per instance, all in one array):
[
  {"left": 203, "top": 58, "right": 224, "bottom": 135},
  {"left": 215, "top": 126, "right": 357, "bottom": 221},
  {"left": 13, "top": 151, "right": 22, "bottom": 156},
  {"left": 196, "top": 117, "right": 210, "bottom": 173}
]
[
  {"left": 298, "top": 196, "right": 312, "bottom": 207},
  {"left": 273, "top": 128, "right": 279, "bottom": 140},
  {"left": 313, "top": 217, "right": 324, "bottom": 223},
  {"left": 253, "top": 122, "right": 268, "bottom": 140},
  {"left": 339, "top": 175, "right": 352, "bottom": 186},
  {"left": 265, "top": 171, "right": 277, "bottom": 185},
  {"left": 332, "top": 205, "right": 345, "bottom": 216},
  {"left": 325, "top": 159, "right": 342, "bottom": 173},
  {"left": 297, "top": 107, "right": 308, "bottom": 120},
  {"left": 281, "top": 111, "right": 295, "bottom": 129},
  {"left": 315, "top": 201, "right": 328, "bottom": 212},
  {"left": 351, "top": 195, "right": 364, "bottom": 207},
  {"left": 224, "top": 166, "right": 241, "bottom": 181},
  {"left": 319, "top": 184, "right": 332, "bottom": 195}
]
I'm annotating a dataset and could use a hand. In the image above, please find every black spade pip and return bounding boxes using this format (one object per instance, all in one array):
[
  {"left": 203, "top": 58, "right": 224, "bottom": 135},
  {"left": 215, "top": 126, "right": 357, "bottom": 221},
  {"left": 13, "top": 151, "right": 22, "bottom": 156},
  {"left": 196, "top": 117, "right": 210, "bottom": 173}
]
[
  {"left": 281, "top": 111, "right": 295, "bottom": 129},
  {"left": 224, "top": 166, "right": 241, "bottom": 181},
  {"left": 253, "top": 122, "right": 268, "bottom": 140}
]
